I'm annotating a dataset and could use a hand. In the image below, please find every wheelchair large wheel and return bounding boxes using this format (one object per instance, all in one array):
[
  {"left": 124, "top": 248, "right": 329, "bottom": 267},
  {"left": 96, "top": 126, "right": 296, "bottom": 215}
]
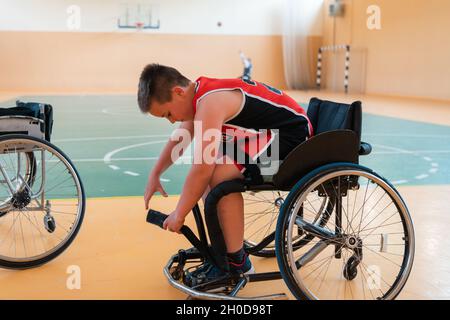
[
  {"left": 275, "top": 163, "right": 415, "bottom": 300},
  {"left": 0, "top": 134, "right": 85, "bottom": 269}
]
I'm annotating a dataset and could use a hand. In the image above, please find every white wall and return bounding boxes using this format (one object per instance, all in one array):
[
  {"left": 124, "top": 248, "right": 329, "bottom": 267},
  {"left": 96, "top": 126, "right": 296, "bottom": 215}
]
[{"left": 0, "top": 0, "right": 286, "bottom": 35}]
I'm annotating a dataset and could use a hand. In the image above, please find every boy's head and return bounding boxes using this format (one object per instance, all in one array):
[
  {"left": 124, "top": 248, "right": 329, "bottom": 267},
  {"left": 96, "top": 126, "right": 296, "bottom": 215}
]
[{"left": 138, "top": 64, "right": 194, "bottom": 123}]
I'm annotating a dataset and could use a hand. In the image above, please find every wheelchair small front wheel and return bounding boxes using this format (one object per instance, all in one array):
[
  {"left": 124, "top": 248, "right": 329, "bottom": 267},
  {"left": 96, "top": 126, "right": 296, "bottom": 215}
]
[
  {"left": 275, "top": 163, "right": 415, "bottom": 300},
  {"left": 0, "top": 134, "right": 85, "bottom": 269}
]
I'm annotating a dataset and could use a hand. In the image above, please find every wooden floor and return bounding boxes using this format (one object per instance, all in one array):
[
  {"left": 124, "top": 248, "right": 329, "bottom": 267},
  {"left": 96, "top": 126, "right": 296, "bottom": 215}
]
[
  {"left": 1, "top": 185, "right": 449, "bottom": 300},
  {"left": 0, "top": 90, "right": 449, "bottom": 299}
]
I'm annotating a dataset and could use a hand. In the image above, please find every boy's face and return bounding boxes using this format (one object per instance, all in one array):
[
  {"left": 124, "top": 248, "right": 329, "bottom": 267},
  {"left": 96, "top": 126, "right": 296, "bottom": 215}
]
[{"left": 148, "top": 86, "right": 193, "bottom": 123}]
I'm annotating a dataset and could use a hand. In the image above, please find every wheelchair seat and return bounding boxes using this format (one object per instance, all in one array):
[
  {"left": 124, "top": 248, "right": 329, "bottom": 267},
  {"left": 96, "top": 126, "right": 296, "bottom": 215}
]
[
  {"left": 0, "top": 101, "right": 54, "bottom": 141},
  {"left": 244, "top": 97, "right": 371, "bottom": 190}
]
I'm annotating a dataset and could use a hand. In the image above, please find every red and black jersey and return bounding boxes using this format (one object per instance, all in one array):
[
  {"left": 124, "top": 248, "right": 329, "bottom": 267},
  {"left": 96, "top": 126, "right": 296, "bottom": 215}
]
[{"left": 192, "top": 77, "right": 312, "bottom": 160}]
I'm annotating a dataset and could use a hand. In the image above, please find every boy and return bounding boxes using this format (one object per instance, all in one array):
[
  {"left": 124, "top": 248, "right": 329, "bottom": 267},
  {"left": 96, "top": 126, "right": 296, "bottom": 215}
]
[{"left": 138, "top": 64, "right": 312, "bottom": 281}]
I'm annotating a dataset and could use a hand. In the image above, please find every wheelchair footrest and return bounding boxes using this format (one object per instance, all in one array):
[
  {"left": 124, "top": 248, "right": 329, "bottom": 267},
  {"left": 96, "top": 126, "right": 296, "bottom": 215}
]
[{"left": 163, "top": 251, "right": 288, "bottom": 300}]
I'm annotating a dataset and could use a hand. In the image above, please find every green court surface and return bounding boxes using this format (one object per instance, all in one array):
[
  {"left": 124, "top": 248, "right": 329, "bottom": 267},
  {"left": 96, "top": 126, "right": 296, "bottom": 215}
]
[{"left": 2, "top": 95, "right": 449, "bottom": 198}]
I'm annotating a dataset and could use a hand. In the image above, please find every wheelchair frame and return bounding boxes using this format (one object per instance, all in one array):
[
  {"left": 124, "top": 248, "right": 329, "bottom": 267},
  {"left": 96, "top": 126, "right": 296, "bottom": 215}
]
[{"left": 0, "top": 113, "right": 50, "bottom": 213}]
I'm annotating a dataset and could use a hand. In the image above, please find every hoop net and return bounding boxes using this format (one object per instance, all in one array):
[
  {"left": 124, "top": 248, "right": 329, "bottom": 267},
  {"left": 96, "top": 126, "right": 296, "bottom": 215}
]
[{"left": 135, "top": 21, "right": 145, "bottom": 31}]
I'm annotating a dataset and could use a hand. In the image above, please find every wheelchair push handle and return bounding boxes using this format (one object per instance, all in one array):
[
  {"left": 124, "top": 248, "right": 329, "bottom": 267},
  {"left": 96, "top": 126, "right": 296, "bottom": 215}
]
[
  {"left": 146, "top": 209, "right": 214, "bottom": 262},
  {"left": 146, "top": 209, "right": 191, "bottom": 237},
  {"left": 146, "top": 209, "right": 168, "bottom": 229}
]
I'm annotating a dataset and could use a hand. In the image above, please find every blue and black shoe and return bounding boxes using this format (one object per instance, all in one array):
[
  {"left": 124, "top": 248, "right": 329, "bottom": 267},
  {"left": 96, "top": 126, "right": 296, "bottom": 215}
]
[{"left": 184, "top": 254, "right": 255, "bottom": 288}]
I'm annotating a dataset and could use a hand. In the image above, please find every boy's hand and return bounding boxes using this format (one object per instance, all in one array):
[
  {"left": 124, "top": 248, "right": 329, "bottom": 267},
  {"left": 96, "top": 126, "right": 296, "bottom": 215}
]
[
  {"left": 163, "top": 210, "right": 185, "bottom": 234},
  {"left": 144, "top": 172, "right": 168, "bottom": 210}
]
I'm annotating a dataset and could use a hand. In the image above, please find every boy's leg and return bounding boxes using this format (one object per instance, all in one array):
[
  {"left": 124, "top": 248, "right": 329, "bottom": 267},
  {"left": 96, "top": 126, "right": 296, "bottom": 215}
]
[
  {"left": 201, "top": 185, "right": 210, "bottom": 205},
  {"left": 208, "top": 158, "right": 244, "bottom": 253}
]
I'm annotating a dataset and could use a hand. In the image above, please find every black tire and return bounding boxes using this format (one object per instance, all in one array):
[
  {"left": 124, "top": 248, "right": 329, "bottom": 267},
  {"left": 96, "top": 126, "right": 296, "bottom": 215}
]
[
  {"left": 0, "top": 134, "right": 86, "bottom": 269},
  {"left": 275, "top": 162, "right": 415, "bottom": 300}
]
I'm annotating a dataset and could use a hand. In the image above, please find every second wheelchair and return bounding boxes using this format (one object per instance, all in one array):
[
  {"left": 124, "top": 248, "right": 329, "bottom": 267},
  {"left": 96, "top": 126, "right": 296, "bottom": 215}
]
[{"left": 0, "top": 101, "right": 85, "bottom": 269}]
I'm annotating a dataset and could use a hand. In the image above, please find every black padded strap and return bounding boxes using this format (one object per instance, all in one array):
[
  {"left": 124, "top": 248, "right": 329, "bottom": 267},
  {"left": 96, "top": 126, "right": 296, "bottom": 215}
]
[
  {"left": 243, "top": 164, "right": 264, "bottom": 185},
  {"left": 204, "top": 179, "right": 246, "bottom": 272}
]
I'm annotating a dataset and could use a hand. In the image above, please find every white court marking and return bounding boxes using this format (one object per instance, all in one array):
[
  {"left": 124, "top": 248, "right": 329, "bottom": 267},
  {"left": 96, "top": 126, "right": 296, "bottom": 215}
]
[
  {"left": 100, "top": 140, "right": 183, "bottom": 182},
  {"left": 429, "top": 168, "right": 438, "bottom": 174},
  {"left": 372, "top": 143, "right": 439, "bottom": 185},
  {"left": 53, "top": 134, "right": 170, "bottom": 143},
  {"left": 391, "top": 179, "right": 408, "bottom": 185},
  {"left": 124, "top": 171, "right": 139, "bottom": 176},
  {"left": 372, "top": 150, "right": 450, "bottom": 155},
  {"left": 103, "top": 140, "right": 167, "bottom": 164},
  {"left": 101, "top": 107, "right": 139, "bottom": 117},
  {"left": 365, "top": 133, "right": 450, "bottom": 139},
  {"left": 46, "top": 155, "right": 192, "bottom": 163},
  {"left": 103, "top": 140, "right": 166, "bottom": 178}
]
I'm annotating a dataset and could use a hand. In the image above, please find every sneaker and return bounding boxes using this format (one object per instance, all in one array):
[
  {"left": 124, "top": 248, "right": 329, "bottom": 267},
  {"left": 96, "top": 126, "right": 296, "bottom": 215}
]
[{"left": 184, "top": 255, "right": 254, "bottom": 287}]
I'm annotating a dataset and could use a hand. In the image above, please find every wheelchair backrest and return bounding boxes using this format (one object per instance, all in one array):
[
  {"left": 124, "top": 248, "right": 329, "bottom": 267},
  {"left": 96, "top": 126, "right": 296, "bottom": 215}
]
[
  {"left": 269, "top": 98, "right": 363, "bottom": 190},
  {"left": 307, "top": 97, "right": 362, "bottom": 141},
  {"left": 0, "top": 101, "right": 54, "bottom": 141}
]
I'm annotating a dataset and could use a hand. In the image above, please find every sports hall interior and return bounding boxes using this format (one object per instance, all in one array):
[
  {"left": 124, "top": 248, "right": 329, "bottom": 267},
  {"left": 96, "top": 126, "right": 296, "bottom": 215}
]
[{"left": 0, "top": 0, "right": 449, "bottom": 299}]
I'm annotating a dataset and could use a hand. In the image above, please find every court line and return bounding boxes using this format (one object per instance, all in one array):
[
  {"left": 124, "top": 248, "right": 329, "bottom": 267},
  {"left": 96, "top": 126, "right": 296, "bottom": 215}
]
[
  {"left": 373, "top": 144, "right": 439, "bottom": 185},
  {"left": 391, "top": 180, "right": 408, "bottom": 185},
  {"left": 102, "top": 140, "right": 178, "bottom": 180},
  {"left": 103, "top": 140, "right": 167, "bottom": 164},
  {"left": 124, "top": 171, "right": 139, "bottom": 176},
  {"left": 372, "top": 150, "right": 450, "bottom": 155},
  {"left": 102, "top": 108, "right": 141, "bottom": 117},
  {"left": 53, "top": 134, "right": 170, "bottom": 142},
  {"left": 365, "top": 133, "right": 450, "bottom": 138},
  {"left": 55, "top": 156, "right": 191, "bottom": 163}
]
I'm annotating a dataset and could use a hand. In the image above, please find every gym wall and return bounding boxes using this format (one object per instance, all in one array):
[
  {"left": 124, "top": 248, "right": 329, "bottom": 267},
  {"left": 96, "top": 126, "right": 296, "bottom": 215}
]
[
  {"left": 0, "top": 0, "right": 290, "bottom": 93},
  {"left": 1, "top": 0, "right": 448, "bottom": 101},
  {"left": 322, "top": 0, "right": 450, "bottom": 100}
]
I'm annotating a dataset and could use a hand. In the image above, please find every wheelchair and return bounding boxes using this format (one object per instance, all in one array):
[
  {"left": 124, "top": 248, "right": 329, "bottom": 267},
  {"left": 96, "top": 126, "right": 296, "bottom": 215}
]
[
  {"left": 0, "top": 101, "right": 85, "bottom": 269},
  {"left": 147, "top": 97, "right": 415, "bottom": 300}
]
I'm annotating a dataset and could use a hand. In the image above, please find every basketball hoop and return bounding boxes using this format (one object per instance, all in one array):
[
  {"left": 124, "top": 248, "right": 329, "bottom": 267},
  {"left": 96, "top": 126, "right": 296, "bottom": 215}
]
[{"left": 135, "top": 21, "right": 145, "bottom": 31}]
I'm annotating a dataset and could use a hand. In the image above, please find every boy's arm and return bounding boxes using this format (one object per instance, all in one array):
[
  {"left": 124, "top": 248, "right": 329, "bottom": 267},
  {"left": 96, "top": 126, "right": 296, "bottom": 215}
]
[
  {"left": 162, "top": 98, "right": 228, "bottom": 231},
  {"left": 150, "top": 120, "right": 194, "bottom": 177},
  {"left": 144, "top": 120, "right": 193, "bottom": 209}
]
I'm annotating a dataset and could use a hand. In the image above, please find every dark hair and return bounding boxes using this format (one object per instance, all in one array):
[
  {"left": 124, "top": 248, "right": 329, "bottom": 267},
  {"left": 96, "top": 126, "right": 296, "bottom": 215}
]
[{"left": 137, "top": 64, "right": 190, "bottom": 113}]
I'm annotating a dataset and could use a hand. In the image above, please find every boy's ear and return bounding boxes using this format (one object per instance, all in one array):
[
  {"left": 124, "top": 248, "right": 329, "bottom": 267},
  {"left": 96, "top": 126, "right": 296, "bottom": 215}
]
[{"left": 173, "top": 86, "right": 185, "bottom": 96}]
